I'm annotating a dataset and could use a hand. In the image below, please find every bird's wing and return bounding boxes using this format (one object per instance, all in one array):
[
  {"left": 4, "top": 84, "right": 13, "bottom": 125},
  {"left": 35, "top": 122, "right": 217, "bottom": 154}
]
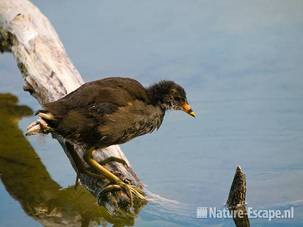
[
  {"left": 43, "top": 77, "right": 150, "bottom": 119},
  {"left": 89, "top": 77, "right": 150, "bottom": 103}
]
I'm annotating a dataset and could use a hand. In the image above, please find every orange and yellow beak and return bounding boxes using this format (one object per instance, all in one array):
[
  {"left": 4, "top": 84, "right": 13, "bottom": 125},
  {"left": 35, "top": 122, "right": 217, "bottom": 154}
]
[{"left": 181, "top": 102, "right": 196, "bottom": 118}]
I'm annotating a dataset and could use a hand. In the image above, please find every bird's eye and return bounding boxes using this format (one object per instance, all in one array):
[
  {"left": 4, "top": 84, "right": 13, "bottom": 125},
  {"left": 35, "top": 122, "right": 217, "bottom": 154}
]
[{"left": 174, "top": 97, "right": 181, "bottom": 102}]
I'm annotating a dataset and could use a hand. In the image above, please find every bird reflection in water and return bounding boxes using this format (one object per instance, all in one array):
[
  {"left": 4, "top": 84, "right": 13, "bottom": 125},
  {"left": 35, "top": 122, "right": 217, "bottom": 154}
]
[{"left": 0, "top": 93, "right": 143, "bottom": 227}]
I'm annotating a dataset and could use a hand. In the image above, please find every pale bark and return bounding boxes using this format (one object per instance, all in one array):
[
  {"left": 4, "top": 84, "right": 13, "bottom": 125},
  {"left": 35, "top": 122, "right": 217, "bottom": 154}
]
[{"left": 0, "top": 0, "right": 145, "bottom": 213}]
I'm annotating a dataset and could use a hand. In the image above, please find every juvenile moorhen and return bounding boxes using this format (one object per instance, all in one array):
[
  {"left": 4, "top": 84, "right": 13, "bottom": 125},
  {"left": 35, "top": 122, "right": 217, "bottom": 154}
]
[{"left": 27, "top": 77, "right": 195, "bottom": 204}]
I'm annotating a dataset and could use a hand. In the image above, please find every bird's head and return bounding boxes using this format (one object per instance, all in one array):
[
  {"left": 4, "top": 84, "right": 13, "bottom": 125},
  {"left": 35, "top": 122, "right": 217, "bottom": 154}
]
[{"left": 148, "top": 80, "right": 196, "bottom": 117}]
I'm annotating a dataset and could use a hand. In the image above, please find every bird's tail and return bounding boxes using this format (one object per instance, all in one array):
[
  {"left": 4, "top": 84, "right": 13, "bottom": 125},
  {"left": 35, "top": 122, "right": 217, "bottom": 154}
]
[{"left": 25, "top": 110, "right": 54, "bottom": 136}]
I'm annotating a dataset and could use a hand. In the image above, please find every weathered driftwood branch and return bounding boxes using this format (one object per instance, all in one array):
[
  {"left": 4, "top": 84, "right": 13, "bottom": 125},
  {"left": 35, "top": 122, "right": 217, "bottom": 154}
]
[
  {"left": 227, "top": 166, "right": 250, "bottom": 227},
  {"left": 0, "top": 0, "right": 145, "bottom": 214}
]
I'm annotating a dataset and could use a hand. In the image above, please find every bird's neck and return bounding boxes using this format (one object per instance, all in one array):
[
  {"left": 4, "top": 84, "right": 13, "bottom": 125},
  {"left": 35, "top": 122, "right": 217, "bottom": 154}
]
[{"left": 146, "top": 83, "right": 168, "bottom": 110}]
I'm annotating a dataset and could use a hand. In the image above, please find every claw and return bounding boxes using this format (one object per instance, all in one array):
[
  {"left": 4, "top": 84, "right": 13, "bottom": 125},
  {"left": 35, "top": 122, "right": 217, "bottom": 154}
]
[
  {"left": 119, "top": 181, "right": 146, "bottom": 204},
  {"left": 120, "top": 181, "right": 133, "bottom": 207},
  {"left": 101, "top": 184, "right": 122, "bottom": 193},
  {"left": 100, "top": 181, "right": 146, "bottom": 207}
]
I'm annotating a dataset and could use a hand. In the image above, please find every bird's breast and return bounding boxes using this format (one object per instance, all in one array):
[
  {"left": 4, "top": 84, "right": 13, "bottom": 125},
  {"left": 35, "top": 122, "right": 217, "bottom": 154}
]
[{"left": 98, "top": 102, "right": 164, "bottom": 145}]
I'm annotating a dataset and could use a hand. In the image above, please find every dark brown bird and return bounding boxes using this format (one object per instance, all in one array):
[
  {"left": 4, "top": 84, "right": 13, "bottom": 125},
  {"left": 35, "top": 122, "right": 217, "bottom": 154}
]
[{"left": 27, "top": 77, "right": 195, "bottom": 203}]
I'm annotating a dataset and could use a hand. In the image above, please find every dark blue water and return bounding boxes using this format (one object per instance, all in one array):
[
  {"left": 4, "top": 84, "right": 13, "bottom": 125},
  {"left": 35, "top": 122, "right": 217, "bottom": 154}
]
[{"left": 1, "top": 0, "right": 303, "bottom": 226}]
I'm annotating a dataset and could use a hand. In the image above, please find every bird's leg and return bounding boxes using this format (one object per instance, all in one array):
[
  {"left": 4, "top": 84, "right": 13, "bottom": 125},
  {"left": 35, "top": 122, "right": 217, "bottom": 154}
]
[
  {"left": 65, "top": 143, "right": 105, "bottom": 188},
  {"left": 74, "top": 153, "right": 132, "bottom": 195},
  {"left": 99, "top": 156, "right": 129, "bottom": 168},
  {"left": 84, "top": 147, "right": 146, "bottom": 206}
]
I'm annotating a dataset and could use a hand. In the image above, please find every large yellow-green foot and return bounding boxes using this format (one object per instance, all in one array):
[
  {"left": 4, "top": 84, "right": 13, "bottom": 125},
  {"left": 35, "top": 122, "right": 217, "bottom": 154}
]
[{"left": 84, "top": 147, "right": 146, "bottom": 207}]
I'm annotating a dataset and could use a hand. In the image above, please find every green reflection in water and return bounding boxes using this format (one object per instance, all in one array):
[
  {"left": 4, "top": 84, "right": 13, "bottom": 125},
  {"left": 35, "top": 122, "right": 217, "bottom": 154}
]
[{"left": 0, "top": 93, "right": 135, "bottom": 226}]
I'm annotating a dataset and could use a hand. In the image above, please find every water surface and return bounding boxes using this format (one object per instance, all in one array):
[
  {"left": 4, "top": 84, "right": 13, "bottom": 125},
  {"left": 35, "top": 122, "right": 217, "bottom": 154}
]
[{"left": 1, "top": 0, "right": 303, "bottom": 226}]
